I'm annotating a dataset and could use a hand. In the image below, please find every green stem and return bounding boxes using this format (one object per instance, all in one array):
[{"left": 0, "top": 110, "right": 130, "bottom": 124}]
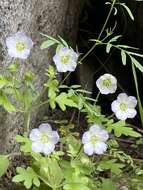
[
  {"left": 95, "top": 92, "right": 100, "bottom": 102},
  {"left": 74, "top": 145, "right": 83, "bottom": 161},
  {"left": 24, "top": 112, "right": 31, "bottom": 136},
  {"left": 80, "top": 0, "right": 117, "bottom": 62},
  {"left": 131, "top": 63, "right": 143, "bottom": 127}
]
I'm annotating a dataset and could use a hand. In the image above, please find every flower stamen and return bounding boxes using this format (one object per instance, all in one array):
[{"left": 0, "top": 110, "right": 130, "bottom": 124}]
[
  {"left": 40, "top": 134, "right": 49, "bottom": 144},
  {"left": 61, "top": 55, "right": 70, "bottom": 64},
  {"left": 16, "top": 41, "right": 26, "bottom": 52},
  {"left": 102, "top": 78, "right": 112, "bottom": 87},
  {"left": 120, "top": 103, "right": 128, "bottom": 111}
]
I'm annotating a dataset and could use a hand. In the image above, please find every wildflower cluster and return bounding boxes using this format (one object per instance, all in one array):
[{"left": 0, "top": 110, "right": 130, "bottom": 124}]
[
  {"left": 96, "top": 73, "right": 137, "bottom": 121},
  {"left": 0, "top": 28, "right": 141, "bottom": 190}
]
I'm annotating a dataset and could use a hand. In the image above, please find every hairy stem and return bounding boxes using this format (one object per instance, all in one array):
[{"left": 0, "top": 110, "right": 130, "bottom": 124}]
[{"left": 80, "top": 0, "right": 117, "bottom": 62}]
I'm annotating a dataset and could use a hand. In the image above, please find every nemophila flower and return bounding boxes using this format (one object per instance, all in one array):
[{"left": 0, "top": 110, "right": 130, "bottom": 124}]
[
  {"left": 82, "top": 124, "right": 109, "bottom": 156},
  {"left": 6, "top": 32, "right": 33, "bottom": 59},
  {"left": 29, "top": 123, "right": 59, "bottom": 155},
  {"left": 111, "top": 93, "right": 137, "bottom": 120},
  {"left": 53, "top": 47, "right": 78, "bottom": 72},
  {"left": 96, "top": 73, "right": 117, "bottom": 94}
]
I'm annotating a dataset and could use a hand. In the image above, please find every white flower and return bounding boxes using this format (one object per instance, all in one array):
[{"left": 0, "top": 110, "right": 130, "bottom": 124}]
[
  {"left": 82, "top": 124, "right": 109, "bottom": 156},
  {"left": 96, "top": 73, "right": 117, "bottom": 94},
  {"left": 6, "top": 32, "right": 33, "bottom": 59},
  {"left": 53, "top": 47, "right": 78, "bottom": 72},
  {"left": 29, "top": 123, "right": 59, "bottom": 155},
  {"left": 111, "top": 93, "right": 137, "bottom": 120}
]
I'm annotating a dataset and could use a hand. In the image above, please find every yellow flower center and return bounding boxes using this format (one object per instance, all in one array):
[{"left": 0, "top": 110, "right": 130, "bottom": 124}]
[
  {"left": 40, "top": 134, "right": 49, "bottom": 144},
  {"left": 61, "top": 55, "right": 70, "bottom": 64},
  {"left": 90, "top": 136, "right": 98, "bottom": 144},
  {"left": 102, "top": 78, "right": 112, "bottom": 88},
  {"left": 120, "top": 103, "right": 128, "bottom": 111},
  {"left": 16, "top": 41, "right": 26, "bottom": 52}
]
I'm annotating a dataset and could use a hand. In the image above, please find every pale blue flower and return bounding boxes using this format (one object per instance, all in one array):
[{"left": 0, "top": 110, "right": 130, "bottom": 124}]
[
  {"left": 82, "top": 124, "right": 109, "bottom": 156},
  {"left": 96, "top": 73, "right": 117, "bottom": 94},
  {"left": 111, "top": 93, "right": 137, "bottom": 120},
  {"left": 6, "top": 32, "right": 33, "bottom": 59},
  {"left": 30, "top": 123, "right": 59, "bottom": 155},
  {"left": 53, "top": 47, "right": 78, "bottom": 72}
]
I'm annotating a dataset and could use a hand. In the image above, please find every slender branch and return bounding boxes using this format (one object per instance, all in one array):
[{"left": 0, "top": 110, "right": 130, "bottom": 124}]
[
  {"left": 80, "top": 0, "right": 117, "bottom": 62},
  {"left": 24, "top": 112, "right": 31, "bottom": 136}
]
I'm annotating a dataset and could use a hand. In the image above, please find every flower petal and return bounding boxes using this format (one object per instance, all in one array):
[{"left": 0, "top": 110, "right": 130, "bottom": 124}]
[
  {"left": 29, "top": 128, "right": 41, "bottom": 141},
  {"left": 127, "top": 108, "right": 137, "bottom": 118},
  {"left": 49, "top": 131, "right": 59, "bottom": 144},
  {"left": 83, "top": 143, "right": 94, "bottom": 156},
  {"left": 6, "top": 32, "right": 33, "bottom": 59},
  {"left": 115, "top": 110, "right": 128, "bottom": 120},
  {"left": 31, "top": 142, "right": 43, "bottom": 153},
  {"left": 53, "top": 47, "right": 78, "bottom": 73},
  {"left": 111, "top": 100, "right": 120, "bottom": 113},
  {"left": 94, "top": 142, "right": 107, "bottom": 155},
  {"left": 96, "top": 73, "right": 117, "bottom": 94},
  {"left": 117, "top": 93, "right": 128, "bottom": 102},
  {"left": 97, "top": 130, "right": 109, "bottom": 142},
  {"left": 39, "top": 123, "right": 52, "bottom": 133},
  {"left": 89, "top": 124, "right": 101, "bottom": 133},
  {"left": 128, "top": 96, "right": 137, "bottom": 108},
  {"left": 82, "top": 131, "right": 91, "bottom": 144},
  {"left": 42, "top": 143, "right": 55, "bottom": 155}
]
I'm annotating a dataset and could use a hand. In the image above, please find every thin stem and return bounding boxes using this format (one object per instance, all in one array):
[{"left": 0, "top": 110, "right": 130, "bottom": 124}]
[
  {"left": 95, "top": 92, "right": 100, "bottom": 102},
  {"left": 32, "top": 100, "right": 49, "bottom": 110},
  {"left": 24, "top": 112, "right": 31, "bottom": 137},
  {"left": 73, "top": 145, "right": 83, "bottom": 161},
  {"left": 131, "top": 63, "right": 143, "bottom": 127},
  {"left": 60, "top": 72, "right": 71, "bottom": 85},
  {"left": 80, "top": 0, "right": 117, "bottom": 62}
]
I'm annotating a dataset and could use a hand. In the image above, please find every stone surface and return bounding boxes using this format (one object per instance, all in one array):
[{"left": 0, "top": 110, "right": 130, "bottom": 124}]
[{"left": 0, "top": 0, "right": 82, "bottom": 154}]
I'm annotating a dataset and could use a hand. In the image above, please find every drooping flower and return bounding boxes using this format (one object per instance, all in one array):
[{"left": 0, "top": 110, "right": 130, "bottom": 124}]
[
  {"left": 111, "top": 93, "right": 137, "bottom": 120},
  {"left": 29, "top": 123, "right": 59, "bottom": 155},
  {"left": 6, "top": 32, "right": 33, "bottom": 59},
  {"left": 53, "top": 47, "right": 78, "bottom": 72},
  {"left": 82, "top": 124, "right": 109, "bottom": 156},
  {"left": 96, "top": 73, "right": 117, "bottom": 94}
]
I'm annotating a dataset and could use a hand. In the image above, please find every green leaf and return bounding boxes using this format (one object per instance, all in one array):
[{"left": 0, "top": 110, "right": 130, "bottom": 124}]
[
  {"left": 47, "top": 79, "right": 58, "bottom": 98},
  {"left": 46, "top": 79, "right": 59, "bottom": 109},
  {"left": 64, "top": 183, "right": 90, "bottom": 190},
  {"left": 40, "top": 33, "right": 60, "bottom": 43},
  {"left": 16, "top": 135, "right": 32, "bottom": 153},
  {"left": 102, "top": 179, "right": 116, "bottom": 190},
  {"left": 117, "top": 44, "right": 138, "bottom": 50},
  {"left": 39, "top": 158, "right": 64, "bottom": 188},
  {"left": 8, "top": 63, "right": 19, "bottom": 72},
  {"left": 0, "top": 155, "right": 9, "bottom": 177},
  {"left": 120, "top": 3, "right": 134, "bottom": 21},
  {"left": 97, "top": 159, "right": 125, "bottom": 175},
  {"left": 107, "top": 121, "right": 141, "bottom": 137},
  {"left": 66, "top": 135, "right": 81, "bottom": 158},
  {"left": 12, "top": 167, "right": 40, "bottom": 189},
  {"left": 106, "top": 43, "right": 112, "bottom": 53},
  {"left": 0, "top": 94, "right": 16, "bottom": 112},
  {"left": 128, "top": 51, "right": 143, "bottom": 58},
  {"left": 130, "top": 56, "right": 143, "bottom": 73},
  {"left": 40, "top": 40, "right": 56, "bottom": 49},
  {"left": 121, "top": 50, "right": 126, "bottom": 65},
  {"left": 46, "top": 65, "right": 57, "bottom": 78},
  {"left": 56, "top": 92, "right": 78, "bottom": 111},
  {"left": 109, "top": 35, "right": 122, "bottom": 43},
  {"left": 58, "top": 36, "right": 69, "bottom": 47},
  {"left": 0, "top": 76, "right": 11, "bottom": 89}
]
